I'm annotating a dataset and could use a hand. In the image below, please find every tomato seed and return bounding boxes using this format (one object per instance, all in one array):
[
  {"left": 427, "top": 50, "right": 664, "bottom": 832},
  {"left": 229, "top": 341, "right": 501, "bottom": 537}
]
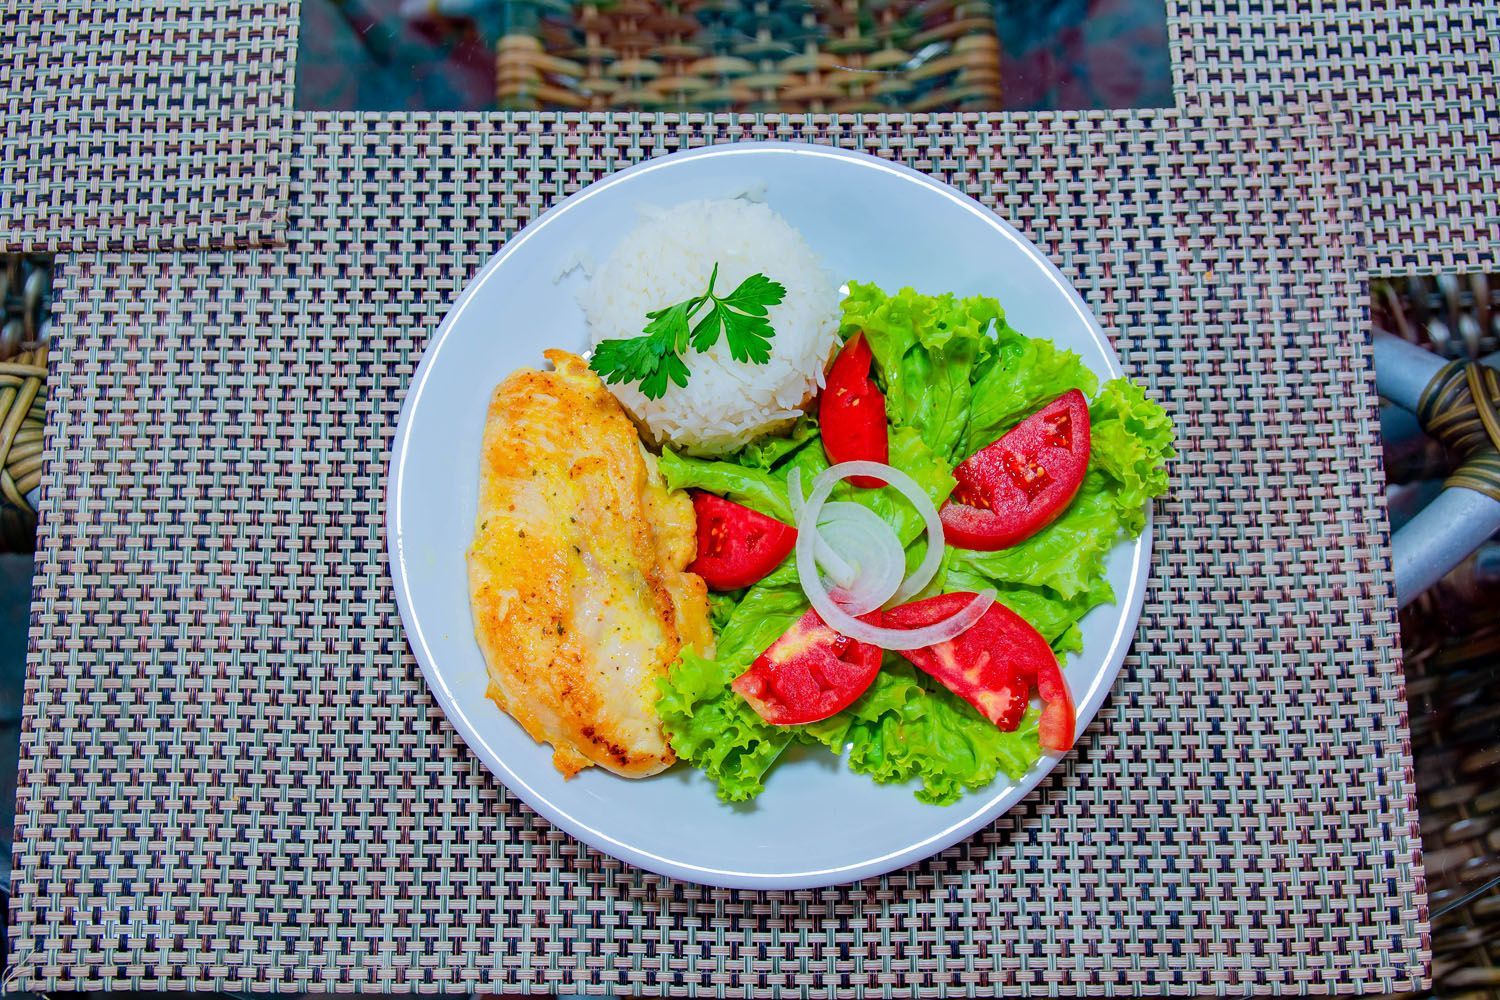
[
  {"left": 1044, "top": 412, "right": 1072, "bottom": 448},
  {"left": 1001, "top": 450, "right": 1052, "bottom": 499}
]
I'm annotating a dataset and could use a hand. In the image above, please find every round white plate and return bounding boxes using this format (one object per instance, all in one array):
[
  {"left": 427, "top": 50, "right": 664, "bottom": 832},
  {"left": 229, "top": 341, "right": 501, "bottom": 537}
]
[{"left": 388, "top": 142, "right": 1150, "bottom": 889}]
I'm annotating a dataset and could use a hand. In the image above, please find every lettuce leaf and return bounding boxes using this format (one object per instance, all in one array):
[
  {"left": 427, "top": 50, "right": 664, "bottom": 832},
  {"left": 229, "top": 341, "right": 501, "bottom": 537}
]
[
  {"left": 963, "top": 327, "right": 1099, "bottom": 459},
  {"left": 660, "top": 446, "right": 794, "bottom": 522},
  {"left": 707, "top": 591, "right": 741, "bottom": 634},
  {"left": 657, "top": 283, "right": 1174, "bottom": 807},
  {"left": 662, "top": 645, "right": 1043, "bottom": 806},
  {"left": 842, "top": 282, "right": 1003, "bottom": 462},
  {"left": 736, "top": 416, "right": 820, "bottom": 470},
  {"left": 1088, "top": 378, "right": 1177, "bottom": 532},
  {"left": 656, "top": 649, "right": 792, "bottom": 802},
  {"left": 656, "top": 577, "right": 808, "bottom": 802},
  {"left": 799, "top": 662, "right": 1042, "bottom": 805},
  {"left": 714, "top": 566, "right": 806, "bottom": 660}
]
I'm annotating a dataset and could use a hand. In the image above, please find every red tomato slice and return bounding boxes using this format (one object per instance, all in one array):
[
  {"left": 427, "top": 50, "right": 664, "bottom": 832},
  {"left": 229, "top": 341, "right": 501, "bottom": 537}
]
[
  {"left": 732, "top": 608, "right": 884, "bottom": 725},
  {"left": 819, "top": 333, "right": 888, "bottom": 488},
  {"left": 884, "top": 592, "right": 1057, "bottom": 732},
  {"left": 1036, "top": 658, "right": 1076, "bottom": 753},
  {"left": 688, "top": 492, "right": 797, "bottom": 590},
  {"left": 940, "top": 389, "right": 1091, "bottom": 550}
]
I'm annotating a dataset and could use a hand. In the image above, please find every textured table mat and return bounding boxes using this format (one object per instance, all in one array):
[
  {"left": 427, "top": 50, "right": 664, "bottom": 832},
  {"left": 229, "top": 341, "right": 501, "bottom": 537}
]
[
  {"left": 0, "top": 0, "right": 1493, "bottom": 268},
  {"left": 1176, "top": 2, "right": 1499, "bottom": 275},
  {"left": 0, "top": 1, "right": 297, "bottom": 252},
  {"left": 9, "top": 107, "right": 1428, "bottom": 994}
]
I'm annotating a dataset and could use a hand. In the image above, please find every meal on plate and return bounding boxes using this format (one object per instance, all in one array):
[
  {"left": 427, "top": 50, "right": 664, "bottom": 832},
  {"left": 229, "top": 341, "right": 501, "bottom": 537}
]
[{"left": 467, "top": 197, "right": 1174, "bottom": 805}]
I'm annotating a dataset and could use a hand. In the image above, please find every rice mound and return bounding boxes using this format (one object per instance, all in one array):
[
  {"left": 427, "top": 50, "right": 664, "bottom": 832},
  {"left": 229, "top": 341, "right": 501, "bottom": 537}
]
[{"left": 580, "top": 198, "right": 840, "bottom": 455}]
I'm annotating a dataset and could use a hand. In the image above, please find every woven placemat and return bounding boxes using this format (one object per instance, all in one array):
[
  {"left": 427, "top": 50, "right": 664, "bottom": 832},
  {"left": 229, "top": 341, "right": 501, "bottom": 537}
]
[
  {"left": 9, "top": 106, "right": 1428, "bottom": 994},
  {"left": 1175, "top": 1, "right": 1499, "bottom": 275},
  {"left": 0, "top": 0, "right": 1494, "bottom": 270},
  {"left": 0, "top": 1, "right": 297, "bottom": 252}
]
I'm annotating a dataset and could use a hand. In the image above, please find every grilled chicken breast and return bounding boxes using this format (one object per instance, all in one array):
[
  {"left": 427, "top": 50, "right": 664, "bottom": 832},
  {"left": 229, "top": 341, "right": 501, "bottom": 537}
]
[{"left": 467, "top": 349, "right": 712, "bottom": 778}]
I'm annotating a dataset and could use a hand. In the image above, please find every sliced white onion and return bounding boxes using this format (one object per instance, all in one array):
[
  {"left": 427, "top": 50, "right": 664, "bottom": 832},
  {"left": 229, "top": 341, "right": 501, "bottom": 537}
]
[
  {"left": 794, "top": 461, "right": 995, "bottom": 649},
  {"left": 788, "top": 468, "right": 858, "bottom": 587},
  {"left": 813, "top": 502, "right": 905, "bottom": 614},
  {"left": 790, "top": 459, "right": 946, "bottom": 608},
  {"left": 789, "top": 466, "right": 807, "bottom": 520},
  {"left": 882, "top": 473, "right": 946, "bottom": 606},
  {"left": 790, "top": 468, "right": 903, "bottom": 609}
]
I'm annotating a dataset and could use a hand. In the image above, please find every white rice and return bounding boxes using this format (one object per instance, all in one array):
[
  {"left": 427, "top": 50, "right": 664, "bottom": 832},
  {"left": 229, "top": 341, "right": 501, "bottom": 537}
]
[{"left": 579, "top": 198, "right": 840, "bottom": 455}]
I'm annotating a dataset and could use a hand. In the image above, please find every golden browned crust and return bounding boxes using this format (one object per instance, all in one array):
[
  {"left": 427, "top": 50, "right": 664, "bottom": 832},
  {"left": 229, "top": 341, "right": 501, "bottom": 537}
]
[{"left": 466, "top": 350, "right": 711, "bottom": 778}]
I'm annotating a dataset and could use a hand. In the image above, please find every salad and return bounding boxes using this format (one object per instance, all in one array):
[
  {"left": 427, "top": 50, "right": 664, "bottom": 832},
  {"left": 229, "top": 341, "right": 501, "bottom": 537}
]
[{"left": 656, "top": 282, "right": 1175, "bottom": 804}]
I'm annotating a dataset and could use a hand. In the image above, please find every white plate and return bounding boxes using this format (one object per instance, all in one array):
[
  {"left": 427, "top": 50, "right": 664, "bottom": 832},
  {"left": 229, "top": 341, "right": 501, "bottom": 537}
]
[{"left": 388, "top": 142, "right": 1150, "bottom": 889}]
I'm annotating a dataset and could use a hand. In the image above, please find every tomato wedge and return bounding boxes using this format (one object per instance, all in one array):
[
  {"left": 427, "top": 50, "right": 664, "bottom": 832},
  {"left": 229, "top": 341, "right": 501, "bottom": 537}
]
[
  {"left": 940, "top": 389, "right": 1091, "bottom": 550},
  {"left": 884, "top": 592, "right": 1056, "bottom": 731},
  {"left": 819, "top": 333, "right": 888, "bottom": 487},
  {"left": 1035, "top": 657, "right": 1076, "bottom": 753},
  {"left": 732, "top": 608, "right": 884, "bottom": 725},
  {"left": 688, "top": 492, "right": 796, "bottom": 590}
]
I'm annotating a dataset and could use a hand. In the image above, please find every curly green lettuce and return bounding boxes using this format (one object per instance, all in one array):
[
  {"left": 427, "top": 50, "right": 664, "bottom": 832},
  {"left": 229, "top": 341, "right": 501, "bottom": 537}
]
[
  {"left": 664, "top": 423, "right": 954, "bottom": 549},
  {"left": 658, "top": 585, "right": 1044, "bottom": 805},
  {"left": 656, "top": 565, "right": 804, "bottom": 801},
  {"left": 1088, "top": 377, "right": 1176, "bottom": 531},
  {"left": 843, "top": 281, "right": 1101, "bottom": 463},
  {"left": 799, "top": 663, "right": 1043, "bottom": 805},
  {"left": 657, "top": 282, "right": 1175, "bottom": 805},
  {"left": 841, "top": 282, "right": 1001, "bottom": 462},
  {"left": 660, "top": 446, "right": 796, "bottom": 523},
  {"left": 656, "top": 648, "right": 791, "bottom": 802}
]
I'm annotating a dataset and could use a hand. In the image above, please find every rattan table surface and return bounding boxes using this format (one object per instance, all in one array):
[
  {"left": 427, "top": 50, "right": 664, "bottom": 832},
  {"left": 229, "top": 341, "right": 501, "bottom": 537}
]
[{"left": 5, "top": 1, "right": 1498, "bottom": 995}]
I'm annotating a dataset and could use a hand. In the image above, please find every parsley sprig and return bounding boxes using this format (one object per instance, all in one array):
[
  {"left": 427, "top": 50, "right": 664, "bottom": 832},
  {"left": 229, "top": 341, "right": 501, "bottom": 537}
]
[{"left": 589, "top": 263, "right": 786, "bottom": 399}]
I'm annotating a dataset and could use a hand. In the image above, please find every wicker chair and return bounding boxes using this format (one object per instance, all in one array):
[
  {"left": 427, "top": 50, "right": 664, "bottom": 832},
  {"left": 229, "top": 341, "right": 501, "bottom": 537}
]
[
  {"left": 1375, "top": 272, "right": 1500, "bottom": 1000},
  {"left": 1400, "top": 579, "right": 1500, "bottom": 999},
  {"left": 0, "top": 255, "right": 50, "bottom": 555},
  {"left": 497, "top": 0, "right": 1003, "bottom": 113},
  {"left": 1374, "top": 273, "right": 1500, "bottom": 362}
]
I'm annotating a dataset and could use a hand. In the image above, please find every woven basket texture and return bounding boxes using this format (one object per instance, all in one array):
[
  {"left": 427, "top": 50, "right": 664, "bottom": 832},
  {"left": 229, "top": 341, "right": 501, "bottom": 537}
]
[
  {"left": 496, "top": 0, "right": 1004, "bottom": 113},
  {"left": 1395, "top": 597, "right": 1500, "bottom": 1000},
  {"left": 1372, "top": 272, "right": 1500, "bottom": 1000},
  {"left": 0, "top": 1, "right": 1491, "bottom": 265},
  {"left": 0, "top": 256, "right": 51, "bottom": 553},
  {"left": 1374, "top": 275, "right": 1500, "bottom": 363},
  {"left": 1172, "top": 3, "right": 1499, "bottom": 275}
]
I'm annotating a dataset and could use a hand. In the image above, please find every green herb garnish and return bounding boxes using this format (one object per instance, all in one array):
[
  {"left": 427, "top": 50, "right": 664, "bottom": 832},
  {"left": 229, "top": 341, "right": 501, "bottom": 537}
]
[{"left": 589, "top": 263, "right": 786, "bottom": 399}]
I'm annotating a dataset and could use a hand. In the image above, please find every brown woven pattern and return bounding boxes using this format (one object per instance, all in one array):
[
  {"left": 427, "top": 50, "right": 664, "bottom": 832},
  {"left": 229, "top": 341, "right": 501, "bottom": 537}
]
[
  {"left": 1, "top": 0, "right": 1494, "bottom": 267},
  {"left": 1373, "top": 274, "right": 1500, "bottom": 361},
  {"left": 1413, "top": 632, "right": 1500, "bottom": 997},
  {"left": 1417, "top": 361, "right": 1500, "bottom": 502},
  {"left": 0, "top": 345, "right": 46, "bottom": 553},
  {"left": 9, "top": 108, "right": 1427, "bottom": 993},
  {"left": 0, "top": 1, "right": 298, "bottom": 252},
  {"left": 1400, "top": 586, "right": 1500, "bottom": 999},
  {"left": 500, "top": 0, "right": 1003, "bottom": 113},
  {"left": 0, "top": 255, "right": 50, "bottom": 553},
  {"left": 1176, "top": 2, "right": 1500, "bottom": 275}
]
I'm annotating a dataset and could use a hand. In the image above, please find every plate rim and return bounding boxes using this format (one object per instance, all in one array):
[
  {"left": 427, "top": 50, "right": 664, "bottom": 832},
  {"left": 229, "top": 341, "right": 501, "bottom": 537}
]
[{"left": 387, "top": 140, "right": 1152, "bottom": 889}]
